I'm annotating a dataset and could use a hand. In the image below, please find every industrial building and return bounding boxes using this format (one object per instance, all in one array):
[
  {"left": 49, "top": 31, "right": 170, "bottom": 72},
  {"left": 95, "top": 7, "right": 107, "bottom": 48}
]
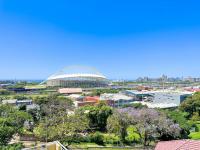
[
  {"left": 100, "top": 93, "right": 134, "bottom": 107},
  {"left": 45, "top": 66, "right": 109, "bottom": 88},
  {"left": 2, "top": 99, "right": 33, "bottom": 107},
  {"left": 124, "top": 90, "right": 193, "bottom": 108}
]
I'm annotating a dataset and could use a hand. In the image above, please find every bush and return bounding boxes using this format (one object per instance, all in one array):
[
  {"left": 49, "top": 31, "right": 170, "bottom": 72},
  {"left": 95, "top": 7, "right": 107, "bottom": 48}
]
[
  {"left": 89, "top": 132, "right": 104, "bottom": 145},
  {"left": 19, "top": 105, "right": 27, "bottom": 111},
  {"left": 68, "top": 134, "right": 90, "bottom": 143},
  {"left": 189, "top": 132, "right": 200, "bottom": 140},
  {"left": 0, "top": 143, "right": 24, "bottom": 150},
  {"left": 103, "top": 134, "right": 120, "bottom": 145},
  {"left": 13, "top": 95, "right": 29, "bottom": 100},
  {"left": 0, "top": 89, "right": 12, "bottom": 95},
  {"left": 125, "top": 126, "right": 141, "bottom": 144},
  {"left": 191, "top": 112, "right": 200, "bottom": 122},
  {"left": 196, "top": 123, "right": 200, "bottom": 132}
]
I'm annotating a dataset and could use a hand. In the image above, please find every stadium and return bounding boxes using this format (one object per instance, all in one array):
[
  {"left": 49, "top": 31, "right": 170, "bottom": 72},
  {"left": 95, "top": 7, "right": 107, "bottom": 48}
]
[{"left": 45, "top": 66, "right": 110, "bottom": 88}]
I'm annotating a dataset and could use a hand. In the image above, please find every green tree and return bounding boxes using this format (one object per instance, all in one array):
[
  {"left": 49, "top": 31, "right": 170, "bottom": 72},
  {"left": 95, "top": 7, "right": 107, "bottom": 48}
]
[
  {"left": 81, "top": 102, "right": 113, "bottom": 131},
  {"left": 0, "top": 121, "right": 15, "bottom": 145},
  {"left": 27, "top": 108, "right": 40, "bottom": 123},
  {"left": 108, "top": 108, "right": 181, "bottom": 146},
  {"left": 33, "top": 95, "right": 87, "bottom": 146},
  {"left": 13, "top": 95, "right": 29, "bottom": 100},
  {"left": 37, "top": 94, "right": 73, "bottom": 117},
  {"left": 180, "top": 92, "right": 200, "bottom": 119},
  {"left": 34, "top": 110, "right": 89, "bottom": 146},
  {"left": 33, "top": 96, "right": 49, "bottom": 105},
  {"left": 89, "top": 132, "right": 104, "bottom": 145},
  {"left": 90, "top": 89, "right": 119, "bottom": 96},
  {"left": 166, "top": 110, "right": 191, "bottom": 138},
  {"left": 125, "top": 126, "right": 141, "bottom": 143},
  {"left": 0, "top": 105, "right": 32, "bottom": 145},
  {"left": 0, "top": 143, "right": 24, "bottom": 150},
  {"left": 107, "top": 110, "right": 132, "bottom": 142},
  {"left": 0, "top": 89, "right": 12, "bottom": 95}
]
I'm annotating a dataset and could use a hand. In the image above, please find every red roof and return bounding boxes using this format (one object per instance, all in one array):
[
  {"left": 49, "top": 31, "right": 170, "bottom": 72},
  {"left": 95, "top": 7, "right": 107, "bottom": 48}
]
[
  {"left": 185, "top": 88, "right": 200, "bottom": 92},
  {"left": 155, "top": 140, "right": 200, "bottom": 150},
  {"left": 84, "top": 96, "right": 99, "bottom": 102}
]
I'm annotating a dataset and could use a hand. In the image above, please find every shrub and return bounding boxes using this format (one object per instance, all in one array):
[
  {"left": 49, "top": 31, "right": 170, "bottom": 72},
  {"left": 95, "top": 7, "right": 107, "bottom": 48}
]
[
  {"left": 189, "top": 132, "right": 200, "bottom": 140},
  {"left": 68, "top": 134, "right": 90, "bottom": 143},
  {"left": 0, "top": 143, "right": 24, "bottom": 150},
  {"left": 13, "top": 95, "right": 29, "bottom": 100},
  {"left": 196, "top": 123, "right": 200, "bottom": 132},
  {"left": 0, "top": 89, "right": 12, "bottom": 95},
  {"left": 191, "top": 112, "right": 200, "bottom": 122},
  {"left": 125, "top": 126, "right": 141, "bottom": 144},
  {"left": 89, "top": 132, "right": 104, "bottom": 145},
  {"left": 103, "top": 134, "right": 120, "bottom": 145}
]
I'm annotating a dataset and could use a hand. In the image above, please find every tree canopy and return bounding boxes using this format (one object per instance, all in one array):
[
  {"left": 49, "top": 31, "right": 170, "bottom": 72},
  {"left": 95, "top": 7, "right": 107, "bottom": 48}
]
[
  {"left": 80, "top": 102, "right": 113, "bottom": 131},
  {"left": 180, "top": 92, "right": 200, "bottom": 120},
  {"left": 107, "top": 107, "right": 181, "bottom": 146},
  {"left": 0, "top": 105, "right": 31, "bottom": 145}
]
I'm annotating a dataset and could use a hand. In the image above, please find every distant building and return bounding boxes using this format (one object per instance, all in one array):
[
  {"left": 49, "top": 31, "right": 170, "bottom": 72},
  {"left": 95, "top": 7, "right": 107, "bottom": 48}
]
[
  {"left": 0, "top": 83, "right": 13, "bottom": 88},
  {"left": 184, "top": 87, "right": 200, "bottom": 92},
  {"left": 122, "top": 90, "right": 154, "bottom": 101},
  {"left": 184, "top": 76, "right": 196, "bottom": 82},
  {"left": 2, "top": 99, "right": 33, "bottom": 107},
  {"left": 8, "top": 87, "right": 29, "bottom": 93},
  {"left": 74, "top": 96, "right": 99, "bottom": 107},
  {"left": 16, "top": 100, "right": 32, "bottom": 106},
  {"left": 66, "top": 94, "right": 84, "bottom": 101},
  {"left": 161, "top": 74, "right": 168, "bottom": 82},
  {"left": 2, "top": 99, "right": 17, "bottom": 106},
  {"left": 75, "top": 101, "right": 97, "bottom": 107},
  {"left": 100, "top": 93, "right": 134, "bottom": 107},
  {"left": 143, "top": 77, "right": 149, "bottom": 82},
  {"left": 58, "top": 88, "right": 83, "bottom": 94},
  {"left": 124, "top": 90, "right": 193, "bottom": 108},
  {"left": 84, "top": 96, "right": 99, "bottom": 103}
]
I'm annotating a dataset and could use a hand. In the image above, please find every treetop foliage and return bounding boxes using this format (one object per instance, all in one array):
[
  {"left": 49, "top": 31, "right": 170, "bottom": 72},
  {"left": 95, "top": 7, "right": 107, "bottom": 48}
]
[
  {"left": 0, "top": 105, "right": 32, "bottom": 145},
  {"left": 180, "top": 92, "right": 200, "bottom": 120}
]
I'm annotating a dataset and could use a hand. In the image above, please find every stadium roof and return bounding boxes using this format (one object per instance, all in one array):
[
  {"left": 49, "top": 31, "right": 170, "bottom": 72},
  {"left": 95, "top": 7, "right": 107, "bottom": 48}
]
[{"left": 47, "top": 65, "right": 107, "bottom": 80}]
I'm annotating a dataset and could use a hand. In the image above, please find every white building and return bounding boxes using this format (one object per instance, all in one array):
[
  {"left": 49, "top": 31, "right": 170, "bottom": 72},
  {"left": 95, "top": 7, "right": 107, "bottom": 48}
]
[
  {"left": 100, "top": 93, "right": 134, "bottom": 107},
  {"left": 123, "top": 90, "right": 193, "bottom": 108}
]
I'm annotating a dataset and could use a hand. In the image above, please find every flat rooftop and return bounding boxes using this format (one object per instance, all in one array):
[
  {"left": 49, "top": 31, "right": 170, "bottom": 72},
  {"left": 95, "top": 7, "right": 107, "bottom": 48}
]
[{"left": 126, "top": 90, "right": 194, "bottom": 95}]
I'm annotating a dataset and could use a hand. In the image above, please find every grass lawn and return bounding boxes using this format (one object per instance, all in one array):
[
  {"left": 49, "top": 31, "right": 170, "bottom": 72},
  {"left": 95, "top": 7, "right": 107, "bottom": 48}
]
[
  {"left": 189, "top": 121, "right": 200, "bottom": 140},
  {"left": 25, "top": 84, "right": 47, "bottom": 89},
  {"left": 189, "top": 132, "right": 200, "bottom": 140},
  {"left": 69, "top": 143, "right": 150, "bottom": 150}
]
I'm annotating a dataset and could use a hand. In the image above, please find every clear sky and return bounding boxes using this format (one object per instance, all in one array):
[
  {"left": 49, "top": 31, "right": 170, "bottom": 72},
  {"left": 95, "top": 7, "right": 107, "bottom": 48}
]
[{"left": 0, "top": 0, "right": 200, "bottom": 80}]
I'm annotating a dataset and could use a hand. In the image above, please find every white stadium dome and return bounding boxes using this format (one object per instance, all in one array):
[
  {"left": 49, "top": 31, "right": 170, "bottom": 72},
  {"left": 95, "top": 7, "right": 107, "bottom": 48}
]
[{"left": 46, "top": 65, "right": 109, "bottom": 88}]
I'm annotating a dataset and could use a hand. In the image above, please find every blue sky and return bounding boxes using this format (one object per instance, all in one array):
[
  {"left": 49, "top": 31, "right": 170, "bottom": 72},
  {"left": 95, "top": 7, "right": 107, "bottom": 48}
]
[{"left": 0, "top": 0, "right": 200, "bottom": 79}]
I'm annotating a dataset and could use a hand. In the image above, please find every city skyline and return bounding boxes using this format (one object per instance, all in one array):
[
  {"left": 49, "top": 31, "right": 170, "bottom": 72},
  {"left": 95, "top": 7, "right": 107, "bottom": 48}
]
[{"left": 1, "top": 1, "right": 200, "bottom": 79}]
